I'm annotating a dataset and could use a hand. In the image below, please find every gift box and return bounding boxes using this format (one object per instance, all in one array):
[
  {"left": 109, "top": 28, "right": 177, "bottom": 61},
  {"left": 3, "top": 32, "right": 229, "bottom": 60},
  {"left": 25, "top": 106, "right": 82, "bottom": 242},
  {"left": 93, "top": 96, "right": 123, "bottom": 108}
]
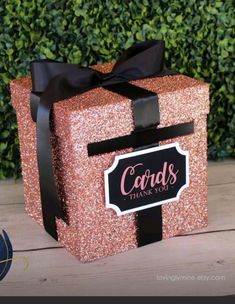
[{"left": 11, "top": 41, "right": 209, "bottom": 262}]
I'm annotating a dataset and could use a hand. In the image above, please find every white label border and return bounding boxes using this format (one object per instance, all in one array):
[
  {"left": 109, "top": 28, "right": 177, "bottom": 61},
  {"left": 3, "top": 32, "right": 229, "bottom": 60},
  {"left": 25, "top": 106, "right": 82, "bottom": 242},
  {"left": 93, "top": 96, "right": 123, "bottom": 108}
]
[{"left": 104, "top": 142, "right": 189, "bottom": 216}]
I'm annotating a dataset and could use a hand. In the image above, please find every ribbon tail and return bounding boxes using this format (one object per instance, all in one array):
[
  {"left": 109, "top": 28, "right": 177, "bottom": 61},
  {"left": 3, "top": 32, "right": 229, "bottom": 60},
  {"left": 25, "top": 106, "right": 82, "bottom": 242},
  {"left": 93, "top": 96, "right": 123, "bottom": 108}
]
[{"left": 36, "top": 99, "right": 65, "bottom": 240}]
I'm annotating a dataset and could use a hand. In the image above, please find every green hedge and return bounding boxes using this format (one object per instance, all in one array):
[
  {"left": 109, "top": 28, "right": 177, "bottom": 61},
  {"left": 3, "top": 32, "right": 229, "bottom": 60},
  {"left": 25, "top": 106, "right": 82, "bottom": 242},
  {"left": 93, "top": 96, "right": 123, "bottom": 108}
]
[{"left": 0, "top": 0, "right": 234, "bottom": 179}]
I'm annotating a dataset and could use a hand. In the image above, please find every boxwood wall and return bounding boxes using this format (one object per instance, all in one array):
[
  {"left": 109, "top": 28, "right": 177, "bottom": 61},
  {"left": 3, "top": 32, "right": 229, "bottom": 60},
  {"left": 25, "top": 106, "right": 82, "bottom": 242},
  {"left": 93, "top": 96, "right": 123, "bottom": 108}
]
[{"left": 0, "top": 0, "right": 234, "bottom": 178}]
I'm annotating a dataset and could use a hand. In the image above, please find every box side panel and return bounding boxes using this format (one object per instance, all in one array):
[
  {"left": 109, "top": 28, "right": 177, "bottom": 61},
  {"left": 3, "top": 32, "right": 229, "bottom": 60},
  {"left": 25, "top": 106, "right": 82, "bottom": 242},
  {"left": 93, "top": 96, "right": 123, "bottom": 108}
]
[
  {"left": 10, "top": 83, "right": 80, "bottom": 257},
  {"left": 11, "top": 84, "right": 43, "bottom": 226}
]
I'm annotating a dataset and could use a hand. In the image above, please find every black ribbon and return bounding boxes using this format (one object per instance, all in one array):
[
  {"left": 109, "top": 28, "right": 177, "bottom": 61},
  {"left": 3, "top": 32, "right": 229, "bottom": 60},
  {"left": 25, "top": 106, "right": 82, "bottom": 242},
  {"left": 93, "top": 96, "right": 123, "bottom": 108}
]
[{"left": 30, "top": 40, "right": 194, "bottom": 242}]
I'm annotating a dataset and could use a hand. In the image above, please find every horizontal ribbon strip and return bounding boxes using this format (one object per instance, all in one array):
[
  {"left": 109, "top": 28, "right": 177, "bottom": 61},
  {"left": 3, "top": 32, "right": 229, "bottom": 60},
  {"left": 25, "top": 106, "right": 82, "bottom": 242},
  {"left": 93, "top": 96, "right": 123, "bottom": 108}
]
[{"left": 87, "top": 122, "right": 194, "bottom": 156}]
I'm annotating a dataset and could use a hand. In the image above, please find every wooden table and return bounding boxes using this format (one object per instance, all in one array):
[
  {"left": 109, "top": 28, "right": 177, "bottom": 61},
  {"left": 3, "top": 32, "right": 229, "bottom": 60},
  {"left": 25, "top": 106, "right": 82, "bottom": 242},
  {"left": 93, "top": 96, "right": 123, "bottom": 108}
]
[{"left": 0, "top": 161, "right": 235, "bottom": 296}]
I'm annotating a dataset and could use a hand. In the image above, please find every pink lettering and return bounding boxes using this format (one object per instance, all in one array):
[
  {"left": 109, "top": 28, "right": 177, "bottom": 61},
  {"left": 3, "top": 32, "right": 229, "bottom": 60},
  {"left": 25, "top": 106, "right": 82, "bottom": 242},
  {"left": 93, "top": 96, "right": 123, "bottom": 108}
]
[
  {"left": 120, "top": 162, "right": 179, "bottom": 196},
  {"left": 120, "top": 163, "right": 143, "bottom": 195}
]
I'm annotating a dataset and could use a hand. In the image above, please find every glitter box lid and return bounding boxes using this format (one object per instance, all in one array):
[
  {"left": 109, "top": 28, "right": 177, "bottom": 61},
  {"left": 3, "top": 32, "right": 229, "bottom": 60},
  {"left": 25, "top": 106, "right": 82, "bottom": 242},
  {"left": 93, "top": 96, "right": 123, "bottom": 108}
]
[{"left": 11, "top": 63, "right": 209, "bottom": 139}]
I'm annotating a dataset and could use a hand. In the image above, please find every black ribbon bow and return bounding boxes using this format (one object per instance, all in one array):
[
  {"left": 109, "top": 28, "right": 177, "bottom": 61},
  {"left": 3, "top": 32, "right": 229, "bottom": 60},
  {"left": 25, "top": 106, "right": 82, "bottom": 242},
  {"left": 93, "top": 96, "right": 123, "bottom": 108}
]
[{"left": 30, "top": 40, "right": 193, "bottom": 240}]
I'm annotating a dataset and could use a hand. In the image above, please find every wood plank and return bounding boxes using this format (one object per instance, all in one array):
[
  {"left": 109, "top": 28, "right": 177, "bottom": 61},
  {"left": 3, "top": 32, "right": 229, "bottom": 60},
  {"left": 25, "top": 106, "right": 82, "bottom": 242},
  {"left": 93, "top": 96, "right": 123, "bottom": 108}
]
[
  {"left": 208, "top": 163, "right": 235, "bottom": 186},
  {"left": 0, "top": 231, "right": 234, "bottom": 296},
  {"left": 208, "top": 159, "right": 235, "bottom": 166},
  {"left": 0, "top": 182, "right": 24, "bottom": 205},
  {"left": 0, "top": 204, "right": 61, "bottom": 250}
]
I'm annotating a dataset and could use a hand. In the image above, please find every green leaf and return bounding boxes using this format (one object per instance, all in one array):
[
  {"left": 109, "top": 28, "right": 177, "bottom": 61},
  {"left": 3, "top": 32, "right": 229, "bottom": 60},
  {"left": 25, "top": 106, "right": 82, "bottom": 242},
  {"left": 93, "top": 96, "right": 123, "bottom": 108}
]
[{"left": 175, "top": 15, "right": 183, "bottom": 23}]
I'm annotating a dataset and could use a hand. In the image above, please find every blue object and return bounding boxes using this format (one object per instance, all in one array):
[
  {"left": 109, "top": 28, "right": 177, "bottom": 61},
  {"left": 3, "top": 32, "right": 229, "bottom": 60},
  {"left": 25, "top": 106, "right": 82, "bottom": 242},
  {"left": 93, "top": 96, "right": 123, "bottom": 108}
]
[{"left": 0, "top": 230, "right": 13, "bottom": 281}]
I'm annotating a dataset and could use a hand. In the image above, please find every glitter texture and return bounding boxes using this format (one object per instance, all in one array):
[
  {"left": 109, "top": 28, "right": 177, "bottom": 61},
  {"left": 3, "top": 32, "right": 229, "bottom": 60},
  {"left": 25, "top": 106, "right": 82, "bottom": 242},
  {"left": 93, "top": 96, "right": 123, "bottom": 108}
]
[{"left": 10, "top": 62, "right": 209, "bottom": 262}]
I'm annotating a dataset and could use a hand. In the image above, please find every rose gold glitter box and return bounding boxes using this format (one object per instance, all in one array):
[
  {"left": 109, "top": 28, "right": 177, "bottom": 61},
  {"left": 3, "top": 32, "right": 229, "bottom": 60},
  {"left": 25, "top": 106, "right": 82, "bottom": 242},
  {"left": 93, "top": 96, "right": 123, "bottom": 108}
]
[{"left": 11, "top": 63, "right": 209, "bottom": 262}]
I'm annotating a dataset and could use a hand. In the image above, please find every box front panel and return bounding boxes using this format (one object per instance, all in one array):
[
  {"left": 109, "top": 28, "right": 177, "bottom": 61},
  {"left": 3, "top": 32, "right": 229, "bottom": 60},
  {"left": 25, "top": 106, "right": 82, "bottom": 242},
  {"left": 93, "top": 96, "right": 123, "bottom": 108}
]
[{"left": 67, "top": 93, "right": 208, "bottom": 261}]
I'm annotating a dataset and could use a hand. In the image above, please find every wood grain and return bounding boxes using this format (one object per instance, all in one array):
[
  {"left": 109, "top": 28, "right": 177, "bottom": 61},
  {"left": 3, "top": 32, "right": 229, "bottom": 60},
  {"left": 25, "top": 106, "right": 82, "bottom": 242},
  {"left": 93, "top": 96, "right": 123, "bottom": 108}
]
[{"left": 0, "top": 161, "right": 234, "bottom": 296}]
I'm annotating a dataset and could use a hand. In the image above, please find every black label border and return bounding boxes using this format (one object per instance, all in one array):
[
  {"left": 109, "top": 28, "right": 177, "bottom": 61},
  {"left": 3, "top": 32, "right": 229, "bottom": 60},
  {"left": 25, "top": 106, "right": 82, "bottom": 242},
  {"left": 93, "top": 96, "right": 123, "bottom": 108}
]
[{"left": 104, "top": 142, "right": 189, "bottom": 216}]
